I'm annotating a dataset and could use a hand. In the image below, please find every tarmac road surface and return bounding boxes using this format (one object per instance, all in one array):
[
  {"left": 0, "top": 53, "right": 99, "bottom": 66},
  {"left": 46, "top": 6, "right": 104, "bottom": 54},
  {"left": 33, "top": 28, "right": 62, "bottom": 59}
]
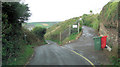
[
  {"left": 28, "top": 26, "right": 110, "bottom": 65},
  {"left": 28, "top": 40, "right": 92, "bottom": 65},
  {"left": 64, "top": 26, "right": 111, "bottom": 65}
]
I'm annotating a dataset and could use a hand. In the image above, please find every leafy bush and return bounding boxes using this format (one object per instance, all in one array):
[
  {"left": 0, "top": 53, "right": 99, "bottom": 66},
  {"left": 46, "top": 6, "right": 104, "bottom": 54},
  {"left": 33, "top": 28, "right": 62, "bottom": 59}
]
[
  {"left": 32, "top": 27, "right": 46, "bottom": 40},
  {"left": 82, "top": 14, "right": 99, "bottom": 30},
  {"left": 1, "top": 2, "right": 47, "bottom": 65},
  {"left": 82, "top": 14, "right": 93, "bottom": 26},
  {"left": 22, "top": 28, "right": 41, "bottom": 45}
]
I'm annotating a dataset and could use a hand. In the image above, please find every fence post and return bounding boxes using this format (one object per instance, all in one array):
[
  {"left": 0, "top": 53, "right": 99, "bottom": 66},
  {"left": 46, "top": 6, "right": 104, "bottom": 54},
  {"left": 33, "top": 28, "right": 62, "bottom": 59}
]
[
  {"left": 60, "top": 32, "right": 62, "bottom": 45},
  {"left": 78, "top": 22, "right": 79, "bottom": 34},
  {"left": 69, "top": 25, "right": 71, "bottom": 36}
]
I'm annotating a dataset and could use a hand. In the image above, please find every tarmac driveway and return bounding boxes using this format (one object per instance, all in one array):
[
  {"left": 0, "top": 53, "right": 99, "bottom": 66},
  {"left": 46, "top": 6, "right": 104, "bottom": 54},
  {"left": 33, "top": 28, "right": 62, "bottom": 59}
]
[{"left": 64, "top": 26, "right": 111, "bottom": 65}]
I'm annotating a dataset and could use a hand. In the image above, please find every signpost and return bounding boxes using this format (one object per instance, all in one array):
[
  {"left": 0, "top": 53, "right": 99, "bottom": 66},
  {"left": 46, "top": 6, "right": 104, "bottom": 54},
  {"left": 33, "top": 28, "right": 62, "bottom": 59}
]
[
  {"left": 73, "top": 25, "right": 77, "bottom": 28},
  {"left": 72, "top": 23, "right": 79, "bottom": 34}
]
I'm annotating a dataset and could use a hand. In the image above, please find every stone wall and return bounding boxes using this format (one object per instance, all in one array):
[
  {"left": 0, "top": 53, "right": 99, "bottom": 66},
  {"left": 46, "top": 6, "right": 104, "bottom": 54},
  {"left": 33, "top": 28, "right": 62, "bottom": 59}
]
[{"left": 99, "top": 23, "right": 118, "bottom": 57}]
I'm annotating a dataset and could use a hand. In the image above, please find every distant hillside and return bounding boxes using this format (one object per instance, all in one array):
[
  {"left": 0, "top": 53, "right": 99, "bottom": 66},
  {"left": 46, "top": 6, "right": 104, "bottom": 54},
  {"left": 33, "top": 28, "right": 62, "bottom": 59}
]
[{"left": 23, "top": 22, "right": 59, "bottom": 29}]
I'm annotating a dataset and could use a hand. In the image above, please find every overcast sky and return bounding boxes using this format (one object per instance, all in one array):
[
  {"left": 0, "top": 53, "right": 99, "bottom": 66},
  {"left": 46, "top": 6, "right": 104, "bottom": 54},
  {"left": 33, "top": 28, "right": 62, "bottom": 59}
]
[{"left": 24, "top": 0, "right": 110, "bottom": 22}]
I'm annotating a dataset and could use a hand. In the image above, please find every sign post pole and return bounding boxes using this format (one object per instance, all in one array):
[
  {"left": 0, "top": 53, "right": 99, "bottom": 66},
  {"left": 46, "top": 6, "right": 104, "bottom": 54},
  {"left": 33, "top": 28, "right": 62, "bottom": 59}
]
[
  {"left": 69, "top": 25, "right": 71, "bottom": 36},
  {"left": 78, "top": 22, "right": 79, "bottom": 34}
]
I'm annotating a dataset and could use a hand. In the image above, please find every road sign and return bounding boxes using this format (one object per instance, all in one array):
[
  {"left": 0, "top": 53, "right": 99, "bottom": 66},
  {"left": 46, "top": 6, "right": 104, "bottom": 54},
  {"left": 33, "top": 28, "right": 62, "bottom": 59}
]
[{"left": 73, "top": 25, "right": 77, "bottom": 28}]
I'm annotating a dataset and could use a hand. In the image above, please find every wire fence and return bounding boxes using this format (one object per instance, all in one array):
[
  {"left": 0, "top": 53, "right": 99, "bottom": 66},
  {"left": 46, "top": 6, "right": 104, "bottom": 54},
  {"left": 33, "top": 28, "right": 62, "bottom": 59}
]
[
  {"left": 47, "top": 21, "right": 80, "bottom": 44},
  {"left": 60, "top": 22, "right": 78, "bottom": 43},
  {"left": 61, "top": 28, "right": 70, "bottom": 42}
]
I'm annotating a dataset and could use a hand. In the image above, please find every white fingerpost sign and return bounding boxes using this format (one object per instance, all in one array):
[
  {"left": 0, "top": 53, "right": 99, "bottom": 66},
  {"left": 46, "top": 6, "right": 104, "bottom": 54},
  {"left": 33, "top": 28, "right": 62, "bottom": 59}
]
[{"left": 73, "top": 25, "right": 77, "bottom": 28}]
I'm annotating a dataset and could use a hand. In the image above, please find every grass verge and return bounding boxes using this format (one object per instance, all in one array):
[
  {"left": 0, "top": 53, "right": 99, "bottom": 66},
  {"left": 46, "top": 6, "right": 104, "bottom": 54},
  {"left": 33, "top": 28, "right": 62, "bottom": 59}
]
[
  {"left": 6, "top": 40, "right": 47, "bottom": 65},
  {"left": 7, "top": 45, "right": 34, "bottom": 65},
  {"left": 46, "top": 33, "right": 79, "bottom": 45},
  {"left": 63, "top": 33, "right": 78, "bottom": 42},
  {"left": 62, "top": 31, "right": 82, "bottom": 45},
  {"left": 47, "top": 31, "right": 82, "bottom": 46}
]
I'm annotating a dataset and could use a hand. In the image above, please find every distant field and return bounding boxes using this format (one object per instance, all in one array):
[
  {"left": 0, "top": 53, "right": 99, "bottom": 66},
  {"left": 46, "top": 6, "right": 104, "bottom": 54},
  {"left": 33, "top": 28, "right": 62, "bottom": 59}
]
[{"left": 24, "top": 22, "right": 59, "bottom": 28}]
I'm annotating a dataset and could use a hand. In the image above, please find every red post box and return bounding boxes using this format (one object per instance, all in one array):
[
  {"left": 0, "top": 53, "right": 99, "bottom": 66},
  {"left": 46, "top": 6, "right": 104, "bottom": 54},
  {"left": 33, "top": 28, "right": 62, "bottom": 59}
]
[{"left": 101, "top": 36, "right": 107, "bottom": 49}]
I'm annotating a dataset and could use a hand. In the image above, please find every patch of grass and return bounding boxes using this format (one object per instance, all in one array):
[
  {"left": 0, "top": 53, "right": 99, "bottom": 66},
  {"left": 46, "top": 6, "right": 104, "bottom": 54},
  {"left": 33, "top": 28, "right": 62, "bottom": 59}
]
[
  {"left": 7, "top": 45, "right": 34, "bottom": 65},
  {"left": 49, "top": 32, "right": 80, "bottom": 45},
  {"left": 62, "top": 33, "right": 78, "bottom": 44},
  {"left": 45, "top": 17, "right": 80, "bottom": 41},
  {"left": 45, "top": 17, "right": 83, "bottom": 45},
  {"left": 25, "top": 22, "right": 58, "bottom": 28},
  {"left": 65, "top": 33, "right": 78, "bottom": 41},
  {"left": 50, "top": 39, "right": 61, "bottom": 45},
  {"left": 35, "top": 24, "right": 43, "bottom": 27}
]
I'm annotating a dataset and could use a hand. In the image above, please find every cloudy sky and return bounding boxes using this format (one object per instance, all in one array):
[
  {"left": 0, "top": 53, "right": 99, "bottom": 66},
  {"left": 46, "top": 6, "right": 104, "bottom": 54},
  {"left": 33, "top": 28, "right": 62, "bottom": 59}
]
[{"left": 24, "top": 0, "right": 110, "bottom": 22}]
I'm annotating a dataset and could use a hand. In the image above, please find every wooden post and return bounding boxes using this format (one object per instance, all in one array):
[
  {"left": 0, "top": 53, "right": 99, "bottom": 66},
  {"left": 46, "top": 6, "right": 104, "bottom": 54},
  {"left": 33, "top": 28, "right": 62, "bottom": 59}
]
[
  {"left": 69, "top": 25, "right": 71, "bottom": 36},
  {"left": 118, "top": 15, "right": 120, "bottom": 58},
  {"left": 60, "top": 32, "right": 62, "bottom": 45},
  {"left": 78, "top": 22, "right": 79, "bottom": 34}
]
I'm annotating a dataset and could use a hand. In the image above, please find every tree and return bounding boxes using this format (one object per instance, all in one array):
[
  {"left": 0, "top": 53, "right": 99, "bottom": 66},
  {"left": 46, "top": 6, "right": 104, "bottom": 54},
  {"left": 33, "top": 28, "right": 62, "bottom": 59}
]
[
  {"left": 32, "top": 27, "right": 46, "bottom": 40},
  {"left": 90, "top": 10, "right": 93, "bottom": 14},
  {"left": 2, "top": 2, "right": 31, "bottom": 27},
  {"left": 2, "top": 2, "right": 31, "bottom": 64}
]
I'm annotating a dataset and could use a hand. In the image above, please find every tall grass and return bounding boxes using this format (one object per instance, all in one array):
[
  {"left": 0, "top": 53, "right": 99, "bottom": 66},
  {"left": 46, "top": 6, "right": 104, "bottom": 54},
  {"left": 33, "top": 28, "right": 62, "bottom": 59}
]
[
  {"left": 6, "top": 45, "right": 34, "bottom": 65},
  {"left": 45, "top": 17, "right": 80, "bottom": 44},
  {"left": 62, "top": 33, "right": 78, "bottom": 44},
  {"left": 91, "top": 19, "right": 99, "bottom": 30}
]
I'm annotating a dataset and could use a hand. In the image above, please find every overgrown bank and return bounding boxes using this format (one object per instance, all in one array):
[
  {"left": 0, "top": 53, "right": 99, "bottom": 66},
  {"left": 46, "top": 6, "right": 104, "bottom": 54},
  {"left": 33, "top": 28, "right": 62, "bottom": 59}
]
[
  {"left": 81, "top": 0, "right": 119, "bottom": 66},
  {"left": 45, "top": 17, "right": 82, "bottom": 45},
  {"left": 98, "top": 1, "right": 119, "bottom": 66},
  {"left": 82, "top": 13, "right": 99, "bottom": 31},
  {"left": 2, "top": 2, "right": 46, "bottom": 65}
]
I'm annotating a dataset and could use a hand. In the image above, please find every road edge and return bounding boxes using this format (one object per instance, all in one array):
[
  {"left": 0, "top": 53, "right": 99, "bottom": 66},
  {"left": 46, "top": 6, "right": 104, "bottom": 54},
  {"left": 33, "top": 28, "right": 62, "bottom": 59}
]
[{"left": 24, "top": 43, "right": 48, "bottom": 66}]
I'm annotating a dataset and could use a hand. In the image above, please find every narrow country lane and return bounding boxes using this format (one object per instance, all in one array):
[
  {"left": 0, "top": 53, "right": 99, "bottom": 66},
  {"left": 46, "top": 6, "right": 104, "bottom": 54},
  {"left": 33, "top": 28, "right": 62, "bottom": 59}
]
[
  {"left": 27, "top": 26, "right": 111, "bottom": 65},
  {"left": 27, "top": 40, "right": 91, "bottom": 65}
]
